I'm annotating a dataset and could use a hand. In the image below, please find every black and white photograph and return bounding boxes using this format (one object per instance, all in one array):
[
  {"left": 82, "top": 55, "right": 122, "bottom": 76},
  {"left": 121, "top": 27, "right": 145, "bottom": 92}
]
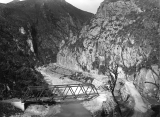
[{"left": 0, "top": 0, "right": 160, "bottom": 117}]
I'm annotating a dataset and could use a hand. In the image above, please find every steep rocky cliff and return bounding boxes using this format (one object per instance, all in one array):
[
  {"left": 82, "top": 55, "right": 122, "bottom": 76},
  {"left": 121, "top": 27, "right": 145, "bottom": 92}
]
[
  {"left": 57, "top": 0, "right": 160, "bottom": 105},
  {"left": 0, "top": 0, "right": 93, "bottom": 100}
]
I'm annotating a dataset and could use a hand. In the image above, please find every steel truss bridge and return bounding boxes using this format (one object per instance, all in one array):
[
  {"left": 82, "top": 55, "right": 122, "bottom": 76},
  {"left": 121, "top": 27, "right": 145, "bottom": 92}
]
[{"left": 22, "top": 84, "right": 99, "bottom": 105}]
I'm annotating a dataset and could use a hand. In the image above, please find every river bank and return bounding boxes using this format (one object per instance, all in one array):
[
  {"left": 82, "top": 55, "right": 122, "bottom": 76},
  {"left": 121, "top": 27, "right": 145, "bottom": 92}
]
[{"left": 2, "top": 64, "right": 159, "bottom": 117}]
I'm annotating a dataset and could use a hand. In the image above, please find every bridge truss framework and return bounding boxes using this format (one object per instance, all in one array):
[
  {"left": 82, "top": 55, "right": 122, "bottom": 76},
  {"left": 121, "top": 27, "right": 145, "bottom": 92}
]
[{"left": 22, "top": 83, "right": 99, "bottom": 103}]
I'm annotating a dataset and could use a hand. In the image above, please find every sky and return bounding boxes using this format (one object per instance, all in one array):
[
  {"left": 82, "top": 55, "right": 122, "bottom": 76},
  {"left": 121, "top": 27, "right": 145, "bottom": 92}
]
[
  {"left": 0, "top": 0, "right": 103, "bottom": 14},
  {"left": 66, "top": 0, "right": 103, "bottom": 13}
]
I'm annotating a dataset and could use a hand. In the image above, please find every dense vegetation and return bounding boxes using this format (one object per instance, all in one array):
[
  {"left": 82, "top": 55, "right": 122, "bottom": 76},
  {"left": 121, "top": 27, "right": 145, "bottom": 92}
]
[
  {"left": 0, "top": 0, "right": 93, "bottom": 100},
  {"left": 0, "top": 21, "right": 49, "bottom": 99}
]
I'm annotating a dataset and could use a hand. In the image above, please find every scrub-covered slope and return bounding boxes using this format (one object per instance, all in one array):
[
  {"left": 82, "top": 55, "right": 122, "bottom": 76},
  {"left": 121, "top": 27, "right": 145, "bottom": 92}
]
[
  {"left": 0, "top": 0, "right": 93, "bottom": 65},
  {"left": 0, "top": 0, "right": 93, "bottom": 99}
]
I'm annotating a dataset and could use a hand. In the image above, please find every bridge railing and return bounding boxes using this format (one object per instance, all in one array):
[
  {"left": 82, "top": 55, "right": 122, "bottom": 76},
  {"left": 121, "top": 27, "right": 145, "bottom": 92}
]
[{"left": 22, "top": 84, "right": 99, "bottom": 103}]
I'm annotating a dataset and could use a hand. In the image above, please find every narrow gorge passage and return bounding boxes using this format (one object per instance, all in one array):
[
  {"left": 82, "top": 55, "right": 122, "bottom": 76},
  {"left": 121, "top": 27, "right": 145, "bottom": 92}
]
[
  {"left": 2, "top": 65, "right": 153, "bottom": 117},
  {"left": 37, "top": 66, "right": 99, "bottom": 117}
]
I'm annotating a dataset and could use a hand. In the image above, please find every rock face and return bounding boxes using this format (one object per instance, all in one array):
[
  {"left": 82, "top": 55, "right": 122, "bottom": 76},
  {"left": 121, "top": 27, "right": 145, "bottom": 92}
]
[
  {"left": 58, "top": 0, "right": 159, "bottom": 72},
  {"left": 57, "top": 0, "right": 160, "bottom": 104},
  {"left": 134, "top": 65, "right": 160, "bottom": 103}
]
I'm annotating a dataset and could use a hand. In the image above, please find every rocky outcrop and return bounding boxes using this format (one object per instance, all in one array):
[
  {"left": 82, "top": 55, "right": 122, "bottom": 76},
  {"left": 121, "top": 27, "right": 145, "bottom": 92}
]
[
  {"left": 134, "top": 65, "right": 160, "bottom": 103},
  {"left": 57, "top": 0, "right": 160, "bottom": 107},
  {"left": 58, "top": 0, "right": 159, "bottom": 72}
]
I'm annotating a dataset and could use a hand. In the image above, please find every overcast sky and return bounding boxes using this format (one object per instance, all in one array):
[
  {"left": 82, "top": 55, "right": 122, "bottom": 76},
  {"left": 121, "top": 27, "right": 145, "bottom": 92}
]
[
  {"left": 0, "top": 0, "right": 103, "bottom": 13},
  {"left": 66, "top": 0, "right": 103, "bottom": 13}
]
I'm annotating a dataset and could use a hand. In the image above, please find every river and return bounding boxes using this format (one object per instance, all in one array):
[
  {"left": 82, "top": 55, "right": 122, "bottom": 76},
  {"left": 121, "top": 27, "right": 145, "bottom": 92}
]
[{"left": 55, "top": 99, "right": 92, "bottom": 117}]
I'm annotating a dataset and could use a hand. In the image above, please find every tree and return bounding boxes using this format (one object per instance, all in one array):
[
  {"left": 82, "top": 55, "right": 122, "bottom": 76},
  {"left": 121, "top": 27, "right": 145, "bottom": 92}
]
[{"left": 103, "top": 50, "right": 123, "bottom": 116}]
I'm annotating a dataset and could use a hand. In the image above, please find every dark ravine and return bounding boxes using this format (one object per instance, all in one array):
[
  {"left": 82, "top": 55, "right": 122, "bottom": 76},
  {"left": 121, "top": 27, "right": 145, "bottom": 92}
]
[{"left": 0, "top": 0, "right": 93, "bottom": 116}]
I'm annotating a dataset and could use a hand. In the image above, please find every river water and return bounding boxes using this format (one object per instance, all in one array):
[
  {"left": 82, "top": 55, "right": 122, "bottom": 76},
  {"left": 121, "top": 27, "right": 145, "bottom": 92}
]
[{"left": 55, "top": 100, "right": 92, "bottom": 117}]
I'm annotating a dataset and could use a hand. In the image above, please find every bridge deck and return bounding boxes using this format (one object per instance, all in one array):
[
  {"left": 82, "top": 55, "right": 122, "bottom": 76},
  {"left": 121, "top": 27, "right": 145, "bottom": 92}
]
[{"left": 22, "top": 84, "right": 99, "bottom": 103}]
